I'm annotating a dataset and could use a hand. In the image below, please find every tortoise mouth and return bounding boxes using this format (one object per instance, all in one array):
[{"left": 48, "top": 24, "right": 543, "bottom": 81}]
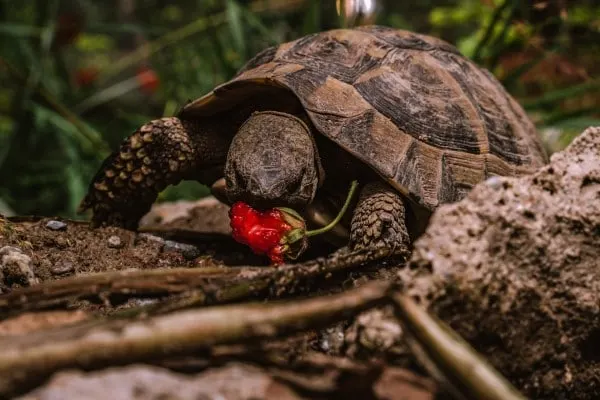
[
  {"left": 225, "top": 172, "right": 314, "bottom": 211},
  {"left": 227, "top": 187, "right": 313, "bottom": 212}
]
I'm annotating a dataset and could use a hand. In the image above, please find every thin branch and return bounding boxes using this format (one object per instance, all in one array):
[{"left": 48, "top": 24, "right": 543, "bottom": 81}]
[
  {"left": 0, "top": 280, "right": 391, "bottom": 398},
  {"left": 0, "top": 266, "right": 254, "bottom": 318},
  {"left": 391, "top": 293, "right": 527, "bottom": 400},
  {"left": 0, "top": 247, "right": 395, "bottom": 318}
]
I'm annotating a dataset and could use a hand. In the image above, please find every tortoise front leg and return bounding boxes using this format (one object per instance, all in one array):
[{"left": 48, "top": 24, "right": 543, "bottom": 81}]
[
  {"left": 349, "top": 181, "right": 411, "bottom": 257},
  {"left": 78, "top": 117, "right": 228, "bottom": 229}
]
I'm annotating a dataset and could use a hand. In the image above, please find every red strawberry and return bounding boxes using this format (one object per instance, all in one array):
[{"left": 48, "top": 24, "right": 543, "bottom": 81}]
[
  {"left": 228, "top": 180, "right": 359, "bottom": 265},
  {"left": 229, "top": 202, "right": 307, "bottom": 265}
]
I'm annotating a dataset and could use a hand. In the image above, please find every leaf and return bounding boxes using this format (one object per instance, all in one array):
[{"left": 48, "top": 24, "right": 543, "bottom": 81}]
[
  {"left": 0, "top": 24, "right": 40, "bottom": 38},
  {"left": 32, "top": 104, "right": 89, "bottom": 214},
  {"left": 548, "top": 116, "right": 600, "bottom": 133},
  {"left": 226, "top": 0, "right": 246, "bottom": 57},
  {"left": 242, "top": 6, "right": 276, "bottom": 41},
  {"left": 302, "top": 0, "right": 321, "bottom": 34},
  {"left": 96, "top": 12, "right": 227, "bottom": 85},
  {"left": 522, "top": 80, "right": 600, "bottom": 110},
  {"left": 39, "top": 0, "right": 59, "bottom": 56},
  {"left": 472, "top": 0, "right": 510, "bottom": 59},
  {"left": 539, "top": 106, "right": 599, "bottom": 127},
  {"left": 74, "top": 75, "right": 141, "bottom": 114}
]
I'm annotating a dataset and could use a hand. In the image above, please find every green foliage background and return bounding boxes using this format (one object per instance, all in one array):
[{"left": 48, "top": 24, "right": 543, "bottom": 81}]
[{"left": 0, "top": 0, "right": 599, "bottom": 219}]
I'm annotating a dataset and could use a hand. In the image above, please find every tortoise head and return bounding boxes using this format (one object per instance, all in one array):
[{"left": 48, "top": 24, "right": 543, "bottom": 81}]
[{"left": 224, "top": 111, "right": 322, "bottom": 209}]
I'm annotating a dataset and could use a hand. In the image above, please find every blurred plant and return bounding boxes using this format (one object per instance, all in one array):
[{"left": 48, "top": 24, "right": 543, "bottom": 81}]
[
  {"left": 422, "top": 0, "right": 600, "bottom": 152},
  {"left": 0, "top": 0, "right": 598, "bottom": 218}
]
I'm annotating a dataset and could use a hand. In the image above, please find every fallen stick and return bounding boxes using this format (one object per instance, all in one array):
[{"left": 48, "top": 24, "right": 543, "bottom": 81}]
[
  {"left": 0, "top": 266, "right": 248, "bottom": 318},
  {"left": 0, "top": 247, "right": 393, "bottom": 318},
  {"left": 0, "top": 280, "right": 391, "bottom": 398},
  {"left": 392, "top": 293, "right": 527, "bottom": 400},
  {"left": 1, "top": 280, "right": 528, "bottom": 400}
]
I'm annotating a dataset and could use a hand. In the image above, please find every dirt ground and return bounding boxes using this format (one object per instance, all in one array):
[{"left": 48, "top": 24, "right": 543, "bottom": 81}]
[
  {"left": 0, "top": 195, "right": 341, "bottom": 295},
  {"left": 0, "top": 197, "right": 261, "bottom": 287}
]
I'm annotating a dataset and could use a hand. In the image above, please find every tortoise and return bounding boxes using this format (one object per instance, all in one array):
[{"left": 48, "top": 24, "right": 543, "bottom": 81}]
[{"left": 79, "top": 25, "right": 548, "bottom": 258}]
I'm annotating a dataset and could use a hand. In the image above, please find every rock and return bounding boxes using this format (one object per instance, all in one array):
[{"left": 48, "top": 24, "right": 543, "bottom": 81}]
[
  {"left": 484, "top": 175, "right": 504, "bottom": 190},
  {"left": 164, "top": 240, "right": 201, "bottom": 260},
  {"left": 50, "top": 261, "right": 74, "bottom": 276},
  {"left": 398, "top": 127, "right": 600, "bottom": 399},
  {"left": 18, "top": 361, "right": 437, "bottom": 400},
  {"left": 45, "top": 220, "right": 67, "bottom": 231},
  {"left": 140, "top": 196, "right": 232, "bottom": 235},
  {"left": 317, "top": 324, "right": 346, "bottom": 354},
  {"left": 373, "top": 367, "right": 437, "bottom": 400},
  {"left": 354, "top": 307, "right": 402, "bottom": 351},
  {"left": 107, "top": 235, "right": 123, "bottom": 249},
  {"left": 0, "top": 246, "right": 38, "bottom": 288},
  {"left": 137, "top": 233, "right": 165, "bottom": 245},
  {"left": 18, "top": 363, "right": 302, "bottom": 400},
  {"left": 344, "top": 307, "right": 403, "bottom": 358}
]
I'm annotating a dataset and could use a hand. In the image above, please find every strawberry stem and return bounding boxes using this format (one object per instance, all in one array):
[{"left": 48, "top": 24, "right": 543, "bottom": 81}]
[
  {"left": 306, "top": 180, "right": 358, "bottom": 237},
  {"left": 285, "top": 228, "right": 305, "bottom": 244}
]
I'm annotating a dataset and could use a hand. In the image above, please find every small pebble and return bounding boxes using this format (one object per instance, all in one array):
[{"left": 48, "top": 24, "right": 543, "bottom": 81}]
[
  {"left": 485, "top": 176, "right": 503, "bottom": 190},
  {"left": 194, "top": 256, "right": 221, "bottom": 268},
  {"left": 0, "top": 246, "right": 22, "bottom": 257},
  {"left": 355, "top": 309, "right": 402, "bottom": 351},
  {"left": 318, "top": 324, "right": 345, "bottom": 353},
  {"left": 53, "top": 237, "right": 68, "bottom": 249},
  {"left": 51, "top": 261, "right": 75, "bottom": 276},
  {"left": 46, "top": 220, "right": 67, "bottom": 231},
  {"left": 164, "top": 240, "right": 201, "bottom": 260},
  {"left": 107, "top": 235, "right": 123, "bottom": 249},
  {"left": 138, "top": 233, "right": 165, "bottom": 245}
]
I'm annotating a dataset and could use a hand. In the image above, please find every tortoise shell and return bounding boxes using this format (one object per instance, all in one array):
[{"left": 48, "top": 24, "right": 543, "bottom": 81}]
[{"left": 180, "top": 25, "right": 548, "bottom": 212}]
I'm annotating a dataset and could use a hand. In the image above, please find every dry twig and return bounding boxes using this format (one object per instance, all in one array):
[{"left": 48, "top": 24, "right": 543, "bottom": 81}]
[
  {"left": 392, "top": 293, "right": 527, "bottom": 400},
  {"left": 0, "top": 280, "right": 391, "bottom": 397},
  {"left": 0, "top": 247, "right": 392, "bottom": 318}
]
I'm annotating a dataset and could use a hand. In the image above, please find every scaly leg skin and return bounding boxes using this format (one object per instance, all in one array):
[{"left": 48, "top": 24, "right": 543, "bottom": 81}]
[
  {"left": 349, "top": 181, "right": 411, "bottom": 258},
  {"left": 78, "top": 117, "right": 228, "bottom": 229},
  {"left": 341, "top": 181, "right": 411, "bottom": 358}
]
